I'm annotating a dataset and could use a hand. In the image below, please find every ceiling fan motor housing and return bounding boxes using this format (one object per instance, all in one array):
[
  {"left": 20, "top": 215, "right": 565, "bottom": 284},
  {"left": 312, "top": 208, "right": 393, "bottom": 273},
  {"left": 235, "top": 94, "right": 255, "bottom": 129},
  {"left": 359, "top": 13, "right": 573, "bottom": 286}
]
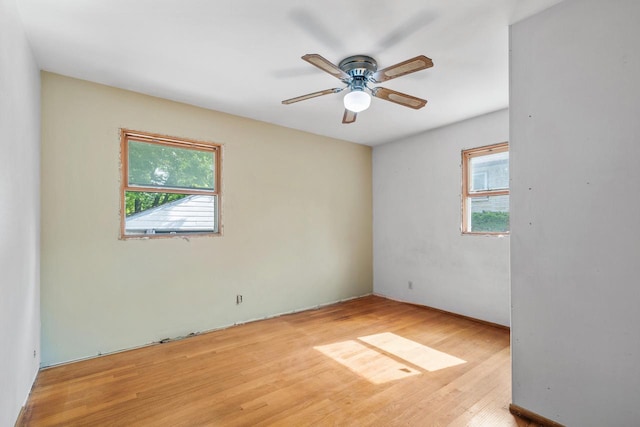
[{"left": 339, "top": 55, "right": 377, "bottom": 91}]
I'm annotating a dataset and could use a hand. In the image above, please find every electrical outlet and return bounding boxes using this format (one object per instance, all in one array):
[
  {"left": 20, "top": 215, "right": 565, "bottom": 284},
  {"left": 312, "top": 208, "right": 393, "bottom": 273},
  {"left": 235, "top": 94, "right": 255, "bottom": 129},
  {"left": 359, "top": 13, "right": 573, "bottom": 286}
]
[
  {"left": 236, "top": 294, "right": 243, "bottom": 305},
  {"left": 33, "top": 350, "right": 36, "bottom": 358},
  {"left": 408, "top": 281, "right": 413, "bottom": 290}
]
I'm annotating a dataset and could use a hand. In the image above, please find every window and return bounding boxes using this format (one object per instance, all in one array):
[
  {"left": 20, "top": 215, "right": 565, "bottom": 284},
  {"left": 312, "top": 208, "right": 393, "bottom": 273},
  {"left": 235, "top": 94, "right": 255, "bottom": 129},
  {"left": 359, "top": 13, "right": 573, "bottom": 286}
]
[
  {"left": 120, "top": 130, "right": 221, "bottom": 238},
  {"left": 462, "top": 142, "right": 509, "bottom": 234}
]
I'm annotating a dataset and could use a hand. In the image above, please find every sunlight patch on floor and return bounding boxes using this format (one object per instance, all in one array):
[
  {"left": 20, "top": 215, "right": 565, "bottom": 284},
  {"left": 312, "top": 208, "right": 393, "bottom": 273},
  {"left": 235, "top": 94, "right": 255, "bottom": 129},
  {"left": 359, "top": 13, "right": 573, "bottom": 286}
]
[
  {"left": 314, "top": 340, "right": 420, "bottom": 384},
  {"left": 359, "top": 332, "right": 466, "bottom": 372},
  {"left": 314, "top": 333, "right": 466, "bottom": 384}
]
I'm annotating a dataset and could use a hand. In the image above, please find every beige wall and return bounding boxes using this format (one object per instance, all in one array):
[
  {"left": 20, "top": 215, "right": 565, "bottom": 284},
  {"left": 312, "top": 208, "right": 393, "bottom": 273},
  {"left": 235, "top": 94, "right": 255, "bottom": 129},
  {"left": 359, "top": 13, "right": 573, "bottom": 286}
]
[{"left": 41, "top": 73, "right": 372, "bottom": 366}]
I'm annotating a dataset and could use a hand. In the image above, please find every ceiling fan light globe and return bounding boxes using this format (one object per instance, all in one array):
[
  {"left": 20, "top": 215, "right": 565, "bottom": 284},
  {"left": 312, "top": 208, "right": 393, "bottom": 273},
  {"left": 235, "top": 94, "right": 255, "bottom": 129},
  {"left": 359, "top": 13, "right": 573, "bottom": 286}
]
[{"left": 344, "top": 90, "right": 371, "bottom": 113}]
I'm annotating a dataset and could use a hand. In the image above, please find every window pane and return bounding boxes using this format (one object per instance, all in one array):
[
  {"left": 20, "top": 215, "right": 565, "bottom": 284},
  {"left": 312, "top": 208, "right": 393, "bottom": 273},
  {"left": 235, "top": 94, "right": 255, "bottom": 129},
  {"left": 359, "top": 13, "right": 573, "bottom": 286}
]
[
  {"left": 125, "top": 191, "right": 217, "bottom": 235},
  {"left": 472, "top": 171, "right": 488, "bottom": 191},
  {"left": 468, "top": 195, "right": 509, "bottom": 233},
  {"left": 470, "top": 151, "right": 508, "bottom": 191},
  {"left": 128, "top": 140, "right": 215, "bottom": 190}
]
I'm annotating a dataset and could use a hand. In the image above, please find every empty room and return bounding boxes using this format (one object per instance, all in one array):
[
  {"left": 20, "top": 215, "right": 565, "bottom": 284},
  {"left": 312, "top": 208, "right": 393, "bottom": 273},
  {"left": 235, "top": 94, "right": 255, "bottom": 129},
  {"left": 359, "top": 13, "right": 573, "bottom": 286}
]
[{"left": 2, "top": 0, "right": 639, "bottom": 426}]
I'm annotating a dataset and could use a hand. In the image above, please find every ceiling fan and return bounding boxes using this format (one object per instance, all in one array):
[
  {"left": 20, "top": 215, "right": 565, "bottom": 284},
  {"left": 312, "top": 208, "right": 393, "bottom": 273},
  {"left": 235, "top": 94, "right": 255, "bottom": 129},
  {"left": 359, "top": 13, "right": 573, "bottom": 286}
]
[{"left": 282, "top": 54, "right": 433, "bottom": 124}]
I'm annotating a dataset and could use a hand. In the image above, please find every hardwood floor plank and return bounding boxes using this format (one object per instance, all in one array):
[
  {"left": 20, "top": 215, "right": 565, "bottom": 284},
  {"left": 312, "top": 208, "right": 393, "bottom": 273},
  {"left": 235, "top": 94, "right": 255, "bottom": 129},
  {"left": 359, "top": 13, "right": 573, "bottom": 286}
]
[{"left": 20, "top": 296, "right": 528, "bottom": 426}]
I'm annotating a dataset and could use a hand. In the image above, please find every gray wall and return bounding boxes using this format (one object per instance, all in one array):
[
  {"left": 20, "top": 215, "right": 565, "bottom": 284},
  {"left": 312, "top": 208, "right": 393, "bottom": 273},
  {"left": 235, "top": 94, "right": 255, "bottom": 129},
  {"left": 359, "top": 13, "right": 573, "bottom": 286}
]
[
  {"left": 510, "top": 0, "right": 640, "bottom": 424},
  {"left": 373, "top": 109, "right": 510, "bottom": 326},
  {"left": 0, "top": 0, "right": 41, "bottom": 424}
]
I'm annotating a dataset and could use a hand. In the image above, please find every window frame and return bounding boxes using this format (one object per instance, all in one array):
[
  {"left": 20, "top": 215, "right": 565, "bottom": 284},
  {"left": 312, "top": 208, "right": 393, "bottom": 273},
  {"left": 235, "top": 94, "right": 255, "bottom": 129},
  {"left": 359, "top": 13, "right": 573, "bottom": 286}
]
[
  {"left": 119, "top": 129, "right": 222, "bottom": 239},
  {"left": 461, "top": 142, "right": 509, "bottom": 235}
]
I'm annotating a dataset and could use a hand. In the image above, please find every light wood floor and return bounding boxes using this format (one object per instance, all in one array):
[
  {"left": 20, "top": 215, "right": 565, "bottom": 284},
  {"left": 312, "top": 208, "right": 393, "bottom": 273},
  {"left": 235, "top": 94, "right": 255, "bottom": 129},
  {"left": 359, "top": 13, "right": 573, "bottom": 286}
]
[{"left": 20, "top": 296, "right": 539, "bottom": 426}]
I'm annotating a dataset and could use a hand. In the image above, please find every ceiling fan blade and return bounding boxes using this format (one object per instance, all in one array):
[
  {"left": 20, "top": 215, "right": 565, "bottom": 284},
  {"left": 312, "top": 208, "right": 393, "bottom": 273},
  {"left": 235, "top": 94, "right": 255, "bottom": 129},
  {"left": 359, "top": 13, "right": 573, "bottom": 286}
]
[
  {"left": 372, "top": 55, "right": 433, "bottom": 83},
  {"left": 372, "top": 87, "right": 427, "bottom": 109},
  {"left": 282, "top": 88, "right": 341, "bottom": 105},
  {"left": 375, "top": 11, "right": 436, "bottom": 52},
  {"left": 342, "top": 109, "right": 357, "bottom": 124},
  {"left": 290, "top": 9, "right": 344, "bottom": 51},
  {"left": 302, "top": 54, "right": 350, "bottom": 80}
]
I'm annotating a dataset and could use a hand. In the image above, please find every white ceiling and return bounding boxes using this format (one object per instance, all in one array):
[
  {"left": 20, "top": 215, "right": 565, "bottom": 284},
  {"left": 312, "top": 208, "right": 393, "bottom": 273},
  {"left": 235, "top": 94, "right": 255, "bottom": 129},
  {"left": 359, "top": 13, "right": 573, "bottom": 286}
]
[{"left": 17, "top": 0, "right": 564, "bottom": 146}]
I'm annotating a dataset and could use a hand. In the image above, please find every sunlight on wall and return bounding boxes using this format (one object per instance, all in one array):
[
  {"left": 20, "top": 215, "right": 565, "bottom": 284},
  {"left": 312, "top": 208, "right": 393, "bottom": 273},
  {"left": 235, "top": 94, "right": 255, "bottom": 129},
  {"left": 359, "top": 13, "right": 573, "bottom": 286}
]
[{"left": 314, "top": 332, "right": 466, "bottom": 384}]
